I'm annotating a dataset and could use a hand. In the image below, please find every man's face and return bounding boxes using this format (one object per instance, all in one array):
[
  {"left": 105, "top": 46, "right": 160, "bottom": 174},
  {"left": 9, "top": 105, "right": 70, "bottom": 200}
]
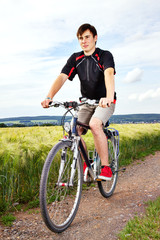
[{"left": 78, "top": 29, "right": 97, "bottom": 55}]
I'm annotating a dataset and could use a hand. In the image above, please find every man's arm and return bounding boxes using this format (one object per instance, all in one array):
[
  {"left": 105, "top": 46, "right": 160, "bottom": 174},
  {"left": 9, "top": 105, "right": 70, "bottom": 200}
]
[
  {"left": 99, "top": 67, "right": 115, "bottom": 108},
  {"left": 41, "top": 73, "right": 68, "bottom": 108}
]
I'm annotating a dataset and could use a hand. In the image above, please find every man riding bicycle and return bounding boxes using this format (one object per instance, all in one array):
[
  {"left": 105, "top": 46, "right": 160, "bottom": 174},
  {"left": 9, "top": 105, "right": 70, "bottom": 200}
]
[{"left": 41, "top": 23, "right": 116, "bottom": 181}]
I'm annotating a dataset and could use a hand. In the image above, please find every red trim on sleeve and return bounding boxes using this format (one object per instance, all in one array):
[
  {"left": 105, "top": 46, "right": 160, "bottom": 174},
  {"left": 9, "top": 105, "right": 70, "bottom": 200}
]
[
  {"left": 68, "top": 67, "right": 75, "bottom": 78},
  {"left": 113, "top": 99, "right": 116, "bottom": 104}
]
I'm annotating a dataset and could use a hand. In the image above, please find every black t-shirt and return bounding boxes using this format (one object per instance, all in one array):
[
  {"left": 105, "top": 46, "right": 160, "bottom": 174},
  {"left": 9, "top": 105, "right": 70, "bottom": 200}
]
[{"left": 61, "top": 47, "right": 116, "bottom": 100}]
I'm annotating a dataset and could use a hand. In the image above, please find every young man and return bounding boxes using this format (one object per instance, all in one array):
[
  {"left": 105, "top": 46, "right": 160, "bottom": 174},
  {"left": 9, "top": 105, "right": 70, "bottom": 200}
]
[{"left": 41, "top": 23, "right": 116, "bottom": 180}]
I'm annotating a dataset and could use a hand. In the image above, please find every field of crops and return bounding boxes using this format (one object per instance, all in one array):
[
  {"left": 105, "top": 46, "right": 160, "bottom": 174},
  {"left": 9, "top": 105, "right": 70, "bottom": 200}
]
[{"left": 0, "top": 123, "right": 160, "bottom": 213}]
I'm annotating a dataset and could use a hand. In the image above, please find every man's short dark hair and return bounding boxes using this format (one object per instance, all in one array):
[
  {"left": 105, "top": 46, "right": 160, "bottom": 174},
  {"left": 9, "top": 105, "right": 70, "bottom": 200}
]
[{"left": 77, "top": 23, "right": 97, "bottom": 38}]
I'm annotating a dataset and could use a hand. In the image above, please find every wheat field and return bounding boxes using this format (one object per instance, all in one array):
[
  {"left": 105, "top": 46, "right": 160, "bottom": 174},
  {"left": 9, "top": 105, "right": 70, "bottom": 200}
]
[{"left": 0, "top": 123, "right": 160, "bottom": 213}]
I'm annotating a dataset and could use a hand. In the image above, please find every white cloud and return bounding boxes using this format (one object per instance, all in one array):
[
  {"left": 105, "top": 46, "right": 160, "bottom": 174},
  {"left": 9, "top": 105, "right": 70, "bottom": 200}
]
[
  {"left": 129, "top": 88, "right": 160, "bottom": 102},
  {"left": 0, "top": 1, "right": 77, "bottom": 57},
  {"left": 113, "top": 31, "right": 160, "bottom": 69},
  {"left": 1, "top": 0, "right": 160, "bottom": 58},
  {"left": 139, "top": 88, "right": 160, "bottom": 101},
  {"left": 124, "top": 68, "right": 144, "bottom": 83}
]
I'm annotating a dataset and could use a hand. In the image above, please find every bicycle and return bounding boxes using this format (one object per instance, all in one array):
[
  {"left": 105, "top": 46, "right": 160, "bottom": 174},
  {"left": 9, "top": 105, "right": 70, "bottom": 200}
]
[{"left": 40, "top": 98, "right": 120, "bottom": 233}]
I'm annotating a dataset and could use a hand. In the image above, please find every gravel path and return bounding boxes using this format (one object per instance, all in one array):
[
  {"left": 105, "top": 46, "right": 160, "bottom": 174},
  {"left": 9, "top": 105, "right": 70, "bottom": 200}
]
[{"left": 0, "top": 152, "right": 160, "bottom": 240}]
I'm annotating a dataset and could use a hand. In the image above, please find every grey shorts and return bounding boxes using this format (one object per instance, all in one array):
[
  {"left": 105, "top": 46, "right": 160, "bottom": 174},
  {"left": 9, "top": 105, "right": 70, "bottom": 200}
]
[{"left": 78, "top": 103, "right": 115, "bottom": 126}]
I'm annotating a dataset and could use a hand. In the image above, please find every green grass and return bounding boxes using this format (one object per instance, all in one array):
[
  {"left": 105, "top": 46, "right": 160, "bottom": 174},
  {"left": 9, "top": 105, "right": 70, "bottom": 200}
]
[
  {"left": 118, "top": 197, "right": 160, "bottom": 240},
  {"left": 24, "top": 199, "right": 40, "bottom": 211},
  {"left": 1, "top": 214, "right": 16, "bottom": 226},
  {"left": 112, "top": 123, "right": 160, "bottom": 166},
  {"left": 0, "top": 126, "right": 62, "bottom": 215},
  {"left": 0, "top": 124, "right": 159, "bottom": 215}
]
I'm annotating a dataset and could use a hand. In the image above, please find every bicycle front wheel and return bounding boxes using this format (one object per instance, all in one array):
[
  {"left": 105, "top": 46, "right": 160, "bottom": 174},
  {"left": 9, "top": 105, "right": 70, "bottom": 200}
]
[
  {"left": 40, "top": 141, "right": 83, "bottom": 233},
  {"left": 98, "top": 135, "right": 119, "bottom": 198}
]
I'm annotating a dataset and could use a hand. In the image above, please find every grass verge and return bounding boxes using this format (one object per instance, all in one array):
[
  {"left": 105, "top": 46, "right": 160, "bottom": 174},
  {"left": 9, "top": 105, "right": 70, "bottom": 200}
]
[{"left": 118, "top": 197, "right": 160, "bottom": 240}]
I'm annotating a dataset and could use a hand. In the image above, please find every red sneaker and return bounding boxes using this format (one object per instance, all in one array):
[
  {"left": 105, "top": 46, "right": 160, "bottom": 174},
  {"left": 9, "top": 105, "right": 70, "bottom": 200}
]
[{"left": 98, "top": 166, "right": 112, "bottom": 181}]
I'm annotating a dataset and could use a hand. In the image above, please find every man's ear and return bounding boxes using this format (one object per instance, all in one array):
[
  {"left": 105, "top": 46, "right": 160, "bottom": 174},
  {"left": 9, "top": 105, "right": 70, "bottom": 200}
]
[{"left": 94, "top": 35, "right": 98, "bottom": 44}]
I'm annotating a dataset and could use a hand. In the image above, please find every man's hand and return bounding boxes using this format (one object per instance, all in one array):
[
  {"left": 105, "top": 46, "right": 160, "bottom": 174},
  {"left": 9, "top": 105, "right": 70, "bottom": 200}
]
[
  {"left": 41, "top": 98, "right": 52, "bottom": 108},
  {"left": 99, "top": 97, "right": 113, "bottom": 108}
]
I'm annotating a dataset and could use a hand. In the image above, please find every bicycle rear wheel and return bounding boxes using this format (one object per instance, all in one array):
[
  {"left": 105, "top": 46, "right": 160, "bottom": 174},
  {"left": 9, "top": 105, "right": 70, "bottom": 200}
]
[
  {"left": 40, "top": 141, "right": 83, "bottom": 233},
  {"left": 98, "top": 133, "right": 119, "bottom": 198}
]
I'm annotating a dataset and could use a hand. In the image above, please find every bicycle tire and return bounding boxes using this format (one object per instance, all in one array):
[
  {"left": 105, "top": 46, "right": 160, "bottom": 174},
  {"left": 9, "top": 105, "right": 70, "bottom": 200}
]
[
  {"left": 40, "top": 140, "right": 83, "bottom": 233},
  {"left": 97, "top": 135, "right": 119, "bottom": 198}
]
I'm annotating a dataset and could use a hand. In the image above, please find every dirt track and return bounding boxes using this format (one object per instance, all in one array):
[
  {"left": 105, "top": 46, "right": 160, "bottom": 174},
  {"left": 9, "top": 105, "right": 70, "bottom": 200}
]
[{"left": 0, "top": 152, "right": 160, "bottom": 240}]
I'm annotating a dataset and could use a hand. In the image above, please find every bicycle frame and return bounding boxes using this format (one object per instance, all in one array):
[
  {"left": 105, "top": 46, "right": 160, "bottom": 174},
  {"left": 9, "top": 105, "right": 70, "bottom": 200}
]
[{"left": 59, "top": 107, "right": 95, "bottom": 186}]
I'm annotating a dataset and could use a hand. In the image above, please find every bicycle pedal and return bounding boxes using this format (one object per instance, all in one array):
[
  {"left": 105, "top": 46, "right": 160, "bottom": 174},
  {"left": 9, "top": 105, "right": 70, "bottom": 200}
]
[
  {"left": 96, "top": 178, "right": 102, "bottom": 181},
  {"left": 115, "top": 167, "right": 126, "bottom": 173}
]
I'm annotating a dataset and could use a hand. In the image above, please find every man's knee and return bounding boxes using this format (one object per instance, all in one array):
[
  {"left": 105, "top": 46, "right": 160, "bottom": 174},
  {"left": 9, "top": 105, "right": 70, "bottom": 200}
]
[
  {"left": 77, "top": 126, "right": 84, "bottom": 135},
  {"left": 89, "top": 118, "right": 103, "bottom": 134}
]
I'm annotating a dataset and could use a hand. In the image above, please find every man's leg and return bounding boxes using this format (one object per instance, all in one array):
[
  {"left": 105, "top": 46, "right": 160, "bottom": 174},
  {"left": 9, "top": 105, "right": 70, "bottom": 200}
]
[
  {"left": 88, "top": 104, "right": 115, "bottom": 180},
  {"left": 89, "top": 117, "right": 109, "bottom": 166},
  {"left": 89, "top": 103, "right": 115, "bottom": 167},
  {"left": 89, "top": 117, "right": 112, "bottom": 180}
]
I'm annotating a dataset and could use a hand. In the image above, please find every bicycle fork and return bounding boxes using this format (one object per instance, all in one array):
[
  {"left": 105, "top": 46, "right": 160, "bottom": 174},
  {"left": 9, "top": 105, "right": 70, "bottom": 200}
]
[
  {"left": 56, "top": 138, "right": 79, "bottom": 187},
  {"left": 57, "top": 147, "right": 67, "bottom": 186},
  {"left": 69, "top": 139, "right": 79, "bottom": 187}
]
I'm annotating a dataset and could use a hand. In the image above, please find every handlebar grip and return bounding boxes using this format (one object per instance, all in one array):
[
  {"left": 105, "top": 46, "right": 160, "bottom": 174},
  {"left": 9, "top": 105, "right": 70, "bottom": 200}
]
[{"left": 49, "top": 101, "right": 60, "bottom": 107}]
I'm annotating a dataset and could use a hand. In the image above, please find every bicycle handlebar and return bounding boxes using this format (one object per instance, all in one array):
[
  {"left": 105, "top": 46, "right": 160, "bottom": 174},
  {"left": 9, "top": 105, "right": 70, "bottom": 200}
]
[{"left": 49, "top": 98, "right": 99, "bottom": 109}]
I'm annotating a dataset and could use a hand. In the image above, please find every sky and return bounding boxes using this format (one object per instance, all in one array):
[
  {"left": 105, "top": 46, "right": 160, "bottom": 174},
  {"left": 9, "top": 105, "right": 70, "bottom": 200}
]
[{"left": 0, "top": 0, "right": 160, "bottom": 118}]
